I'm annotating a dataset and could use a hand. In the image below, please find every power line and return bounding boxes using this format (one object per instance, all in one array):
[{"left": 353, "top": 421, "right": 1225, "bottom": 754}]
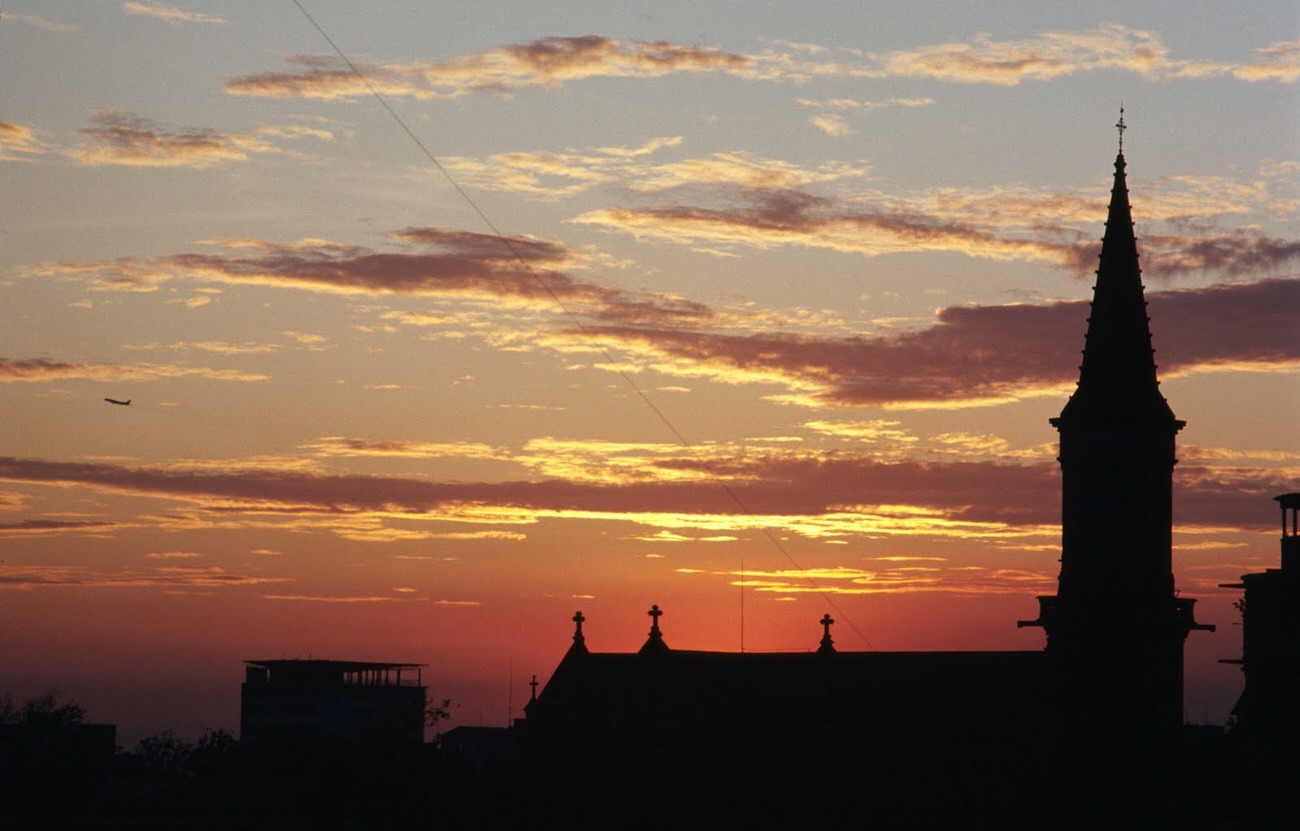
[{"left": 287, "top": 0, "right": 876, "bottom": 651}]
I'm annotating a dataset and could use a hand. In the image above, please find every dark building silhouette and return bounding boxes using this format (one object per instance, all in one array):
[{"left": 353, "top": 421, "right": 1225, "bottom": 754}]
[
  {"left": 0, "top": 715, "right": 116, "bottom": 825},
  {"left": 240, "top": 659, "right": 426, "bottom": 751},
  {"left": 519, "top": 122, "right": 1235, "bottom": 825},
  {"left": 1018, "top": 114, "right": 1212, "bottom": 743},
  {"left": 1222, "top": 493, "right": 1300, "bottom": 745}
]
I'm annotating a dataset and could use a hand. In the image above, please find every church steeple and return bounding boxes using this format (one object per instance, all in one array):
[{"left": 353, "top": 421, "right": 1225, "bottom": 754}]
[
  {"left": 1020, "top": 115, "right": 1211, "bottom": 744},
  {"left": 1053, "top": 109, "right": 1180, "bottom": 433}
]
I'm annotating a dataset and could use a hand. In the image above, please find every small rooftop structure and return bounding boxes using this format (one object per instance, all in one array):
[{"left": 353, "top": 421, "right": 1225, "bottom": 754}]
[
  {"left": 241, "top": 659, "right": 427, "bottom": 751},
  {"left": 244, "top": 659, "right": 424, "bottom": 688}
]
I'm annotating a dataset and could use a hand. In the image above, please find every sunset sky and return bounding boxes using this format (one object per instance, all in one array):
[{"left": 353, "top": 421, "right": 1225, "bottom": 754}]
[{"left": 2, "top": 2, "right": 1297, "bottom": 743}]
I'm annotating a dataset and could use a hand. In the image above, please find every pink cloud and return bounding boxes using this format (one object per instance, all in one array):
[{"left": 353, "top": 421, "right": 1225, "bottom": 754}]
[
  {"left": 571, "top": 278, "right": 1298, "bottom": 407},
  {"left": 46, "top": 229, "right": 711, "bottom": 325},
  {"left": 577, "top": 186, "right": 1298, "bottom": 278},
  {"left": 65, "top": 109, "right": 329, "bottom": 169}
]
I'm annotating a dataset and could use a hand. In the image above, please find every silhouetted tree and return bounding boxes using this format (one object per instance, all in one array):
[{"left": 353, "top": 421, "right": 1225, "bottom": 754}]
[
  {"left": 426, "top": 696, "right": 453, "bottom": 736},
  {"left": 134, "top": 730, "right": 192, "bottom": 779},
  {"left": 0, "top": 690, "right": 87, "bottom": 725},
  {"left": 192, "top": 727, "right": 237, "bottom": 765}
]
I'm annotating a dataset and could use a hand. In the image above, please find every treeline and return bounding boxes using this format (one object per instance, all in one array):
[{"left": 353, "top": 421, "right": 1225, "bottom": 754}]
[{"left": 0, "top": 692, "right": 515, "bottom": 829}]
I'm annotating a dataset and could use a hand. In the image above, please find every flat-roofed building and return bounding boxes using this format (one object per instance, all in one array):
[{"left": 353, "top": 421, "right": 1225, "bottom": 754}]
[{"left": 241, "top": 659, "right": 426, "bottom": 751}]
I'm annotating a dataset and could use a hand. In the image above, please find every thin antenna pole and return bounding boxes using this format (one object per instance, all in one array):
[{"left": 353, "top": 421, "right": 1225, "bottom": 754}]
[{"left": 740, "top": 550, "right": 745, "bottom": 653}]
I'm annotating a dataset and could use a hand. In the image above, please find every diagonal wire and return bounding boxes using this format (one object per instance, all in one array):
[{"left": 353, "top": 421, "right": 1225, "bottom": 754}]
[{"left": 289, "top": 0, "right": 876, "bottom": 651}]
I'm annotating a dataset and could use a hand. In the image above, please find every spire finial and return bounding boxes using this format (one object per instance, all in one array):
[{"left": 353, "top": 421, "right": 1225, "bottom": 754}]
[
  {"left": 818, "top": 613, "right": 836, "bottom": 654},
  {"left": 1116, "top": 104, "right": 1127, "bottom": 154},
  {"left": 638, "top": 603, "right": 670, "bottom": 654}
]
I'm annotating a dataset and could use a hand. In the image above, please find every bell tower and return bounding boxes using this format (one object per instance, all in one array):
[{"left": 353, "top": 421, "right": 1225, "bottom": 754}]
[{"left": 1020, "top": 111, "right": 1212, "bottom": 743}]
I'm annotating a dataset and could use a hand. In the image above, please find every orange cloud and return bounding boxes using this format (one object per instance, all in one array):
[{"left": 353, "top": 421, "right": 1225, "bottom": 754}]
[
  {"left": 1, "top": 438, "right": 1288, "bottom": 542},
  {"left": 224, "top": 28, "right": 1295, "bottom": 105},
  {"left": 440, "top": 140, "right": 866, "bottom": 200},
  {"left": 1228, "top": 38, "right": 1300, "bottom": 83},
  {"left": 0, "top": 518, "right": 120, "bottom": 536},
  {"left": 0, "top": 121, "right": 44, "bottom": 160},
  {"left": 305, "top": 437, "right": 504, "bottom": 460},
  {"left": 0, "top": 356, "right": 267, "bottom": 384},
  {"left": 261, "top": 594, "right": 431, "bottom": 604},
  {"left": 868, "top": 25, "right": 1298, "bottom": 85},
  {"left": 226, "top": 36, "right": 756, "bottom": 100},
  {"left": 0, "top": 563, "right": 289, "bottom": 590},
  {"left": 677, "top": 563, "right": 1058, "bottom": 596}
]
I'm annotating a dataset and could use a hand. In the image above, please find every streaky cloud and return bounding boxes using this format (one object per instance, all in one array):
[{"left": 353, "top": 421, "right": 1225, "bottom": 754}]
[
  {"left": 41, "top": 229, "right": 713, "bottom": 326},
  {"left": 0, "top": 518, "right": 119, "bottom": 536},
  {"left": 66, "top": 109, "right": 329, "bottom": 169},
  {"left": 0, "top": 563, "right": 289, "bottom": 590},
  {"left": 0, "top": 447, "right": 1286, "bottom": 538},
  {"left": 226, "top": 36, "right": 755, "bottom": 101},
  {"left": 0, "top": 121, "right": 44, "bottom": 161},
  {"left": 0, "top": 356, "right": 267, "bottom": 384},
  {"left": 122, "top": 3, "right": 226, "bottom": 25},
  {"left": 567, "top": 278, "right": 1298, "bottom": 408}
]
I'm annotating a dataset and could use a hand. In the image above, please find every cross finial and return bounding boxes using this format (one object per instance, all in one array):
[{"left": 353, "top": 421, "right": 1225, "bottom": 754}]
[
  {"left": 648, "top": 604, "right": 663, "bottom": 634},
  {"left": 818, "top": 613, "right": 836, "bottom": 654},
  {"left": 1116, "top": 104, "right": 1127, "bottom": 154},
  {"left": 529, "top": 674, "right": 538, "bottom": 702},
  {"left": 572, "top": 610, "right": 585, "bottom": 636}
]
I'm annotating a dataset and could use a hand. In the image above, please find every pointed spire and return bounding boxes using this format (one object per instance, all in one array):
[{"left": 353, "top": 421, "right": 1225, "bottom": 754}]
[{"left": 1053, "top": 113, "right": 1181, "bottom": 433}]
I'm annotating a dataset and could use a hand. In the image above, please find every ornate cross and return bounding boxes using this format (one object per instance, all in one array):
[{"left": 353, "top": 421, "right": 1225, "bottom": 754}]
[
  {"left": 648, "top": 604, "right": 663, "bottom": 634},
  {"left": 1116, "top": 105, "right": 1127, "bottom": 153},
  {"left": 818, "top": 612, "right": 836, "bottom": 653},
  {"left": 572, "top": 610, "right": 585, "bottom": 637}
]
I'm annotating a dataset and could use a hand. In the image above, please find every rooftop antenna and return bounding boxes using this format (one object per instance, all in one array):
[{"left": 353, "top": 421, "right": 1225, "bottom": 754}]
[{"left": 1116, "top": 104, "right": 1127, "bottom": 154}]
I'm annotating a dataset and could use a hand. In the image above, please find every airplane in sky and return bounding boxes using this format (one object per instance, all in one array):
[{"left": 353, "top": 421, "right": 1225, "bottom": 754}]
[{"left": 104, "top": 398, "right": 131, "bottom": 406}]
